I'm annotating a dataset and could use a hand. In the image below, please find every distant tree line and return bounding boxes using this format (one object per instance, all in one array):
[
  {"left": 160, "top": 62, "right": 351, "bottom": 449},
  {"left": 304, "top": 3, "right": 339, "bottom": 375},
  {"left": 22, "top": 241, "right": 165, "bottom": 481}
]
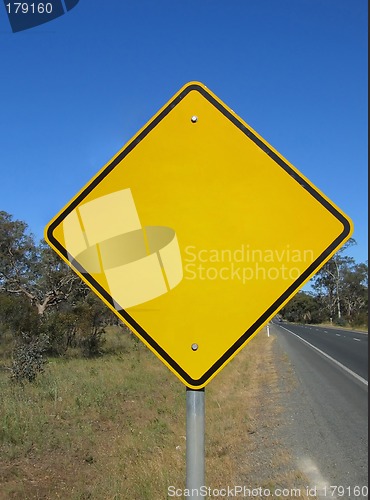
[
  {"left": 281, "top": 240, "right": 368, "bottom": 327},
  {"left": 0, "top": 211, "right": 368, "bottom": 381}
]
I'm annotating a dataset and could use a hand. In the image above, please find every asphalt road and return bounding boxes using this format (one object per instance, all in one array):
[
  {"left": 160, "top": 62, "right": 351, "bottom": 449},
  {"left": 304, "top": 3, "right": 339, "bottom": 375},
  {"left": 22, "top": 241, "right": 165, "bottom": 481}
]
[
  {"left": 275, "top": 322, "right": 368, "bottom": 382},
  {"left": 271, "top": 321, "right": 368, "bottom": 499}
]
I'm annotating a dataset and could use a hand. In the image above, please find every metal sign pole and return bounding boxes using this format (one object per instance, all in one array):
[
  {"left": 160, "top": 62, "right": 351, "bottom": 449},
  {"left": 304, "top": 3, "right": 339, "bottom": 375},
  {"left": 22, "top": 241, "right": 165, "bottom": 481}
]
[{"left": 186, "top": 388, "right": 205, "bottom": 499}]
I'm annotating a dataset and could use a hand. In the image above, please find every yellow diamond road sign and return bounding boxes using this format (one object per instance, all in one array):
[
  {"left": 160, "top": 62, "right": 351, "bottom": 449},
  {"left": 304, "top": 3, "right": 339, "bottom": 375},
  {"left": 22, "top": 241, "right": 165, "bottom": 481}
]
[{"left": 45, "top": 82, "right": 353, "bottom": 389}]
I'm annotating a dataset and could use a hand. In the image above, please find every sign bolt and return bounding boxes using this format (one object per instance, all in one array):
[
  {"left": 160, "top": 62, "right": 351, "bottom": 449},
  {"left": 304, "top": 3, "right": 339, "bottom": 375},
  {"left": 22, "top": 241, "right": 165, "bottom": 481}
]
[
  {"left": 191, "top": 116, "right": 198, "bottom": 123},
  {"left": 191, "top": 343, "right": 199, "bottom": 351}
]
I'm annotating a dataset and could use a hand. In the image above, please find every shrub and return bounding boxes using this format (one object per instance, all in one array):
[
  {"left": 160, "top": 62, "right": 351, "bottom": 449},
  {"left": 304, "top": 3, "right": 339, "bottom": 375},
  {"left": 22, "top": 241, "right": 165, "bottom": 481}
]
[
  {"left": 11, "top": 332, "right": 49, "bottom": 383},
  {"left": 334, "top": 317, "right": 346, "bottom": 327}
]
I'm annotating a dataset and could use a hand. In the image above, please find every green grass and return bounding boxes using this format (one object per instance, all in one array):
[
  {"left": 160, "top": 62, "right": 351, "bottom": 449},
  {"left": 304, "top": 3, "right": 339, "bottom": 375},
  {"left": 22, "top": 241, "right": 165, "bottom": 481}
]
[
  {"left": 0, "top": 327, "right": 313, "bottom": 499},
  {"left": 0, "top": 329, "right": 186, "bottom": 498}
]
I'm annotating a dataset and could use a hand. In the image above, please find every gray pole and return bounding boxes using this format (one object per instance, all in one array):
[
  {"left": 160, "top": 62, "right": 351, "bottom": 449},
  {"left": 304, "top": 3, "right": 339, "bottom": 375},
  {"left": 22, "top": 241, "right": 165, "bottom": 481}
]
[{"left": 186, "top": 388, "right": 205, "bottom": 499}]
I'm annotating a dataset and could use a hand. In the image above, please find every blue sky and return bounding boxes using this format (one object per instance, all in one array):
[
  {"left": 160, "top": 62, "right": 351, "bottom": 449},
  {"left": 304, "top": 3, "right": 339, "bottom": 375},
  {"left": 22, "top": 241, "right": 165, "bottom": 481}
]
[{"left": 0, "top": 0, "right": 368, "bottom": 264}]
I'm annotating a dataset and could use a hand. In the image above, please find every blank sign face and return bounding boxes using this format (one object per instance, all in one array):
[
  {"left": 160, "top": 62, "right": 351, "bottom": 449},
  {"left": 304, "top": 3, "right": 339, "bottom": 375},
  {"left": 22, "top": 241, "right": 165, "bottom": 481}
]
[{"left": 45, "top": 82, "right": 353, "bottom": 388}]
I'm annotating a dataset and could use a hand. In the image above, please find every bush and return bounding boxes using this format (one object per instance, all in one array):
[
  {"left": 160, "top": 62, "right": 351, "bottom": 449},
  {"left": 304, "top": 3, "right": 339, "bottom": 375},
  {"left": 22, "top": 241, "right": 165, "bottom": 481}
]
[
  {"left": 41, "top": 310, "right": 77, "bottom": 356},
  {"left": 79, "top": 325, "right": 106, "bottom": 357},
  {"left": 67, "top": 295, "right": 108, "bottom": 357},
  {"left": 334, "top": 317, "right": 346, "bottom": 327},
  {"left": 11, "top": 332, "right": 49, "bottom": 383}
]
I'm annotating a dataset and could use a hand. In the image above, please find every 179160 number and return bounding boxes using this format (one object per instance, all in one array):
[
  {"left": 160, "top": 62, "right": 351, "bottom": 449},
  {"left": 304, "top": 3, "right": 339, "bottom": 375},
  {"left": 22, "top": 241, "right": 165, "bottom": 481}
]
[{"left": 6, "top": 3, "right": 53, "bottom": 14}]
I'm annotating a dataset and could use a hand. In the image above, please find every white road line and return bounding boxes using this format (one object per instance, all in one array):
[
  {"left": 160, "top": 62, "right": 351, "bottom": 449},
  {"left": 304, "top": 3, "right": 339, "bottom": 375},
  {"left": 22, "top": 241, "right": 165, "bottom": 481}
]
[
  {"left": 353, "top": 338, "right": 361, "bottom": 342},
  {"left": 336, "top": 334, "right": 341, "bottom": 336},
  {"left": 324, "top": 330, "right": 328, "bottom": 333},
  {"left": 277, "top": 325, "right": 368, "bottom": 387}
]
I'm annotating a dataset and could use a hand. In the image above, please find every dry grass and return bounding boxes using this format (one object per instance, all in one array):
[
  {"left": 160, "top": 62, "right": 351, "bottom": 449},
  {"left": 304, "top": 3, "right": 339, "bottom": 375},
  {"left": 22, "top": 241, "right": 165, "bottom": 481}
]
[
  {"left": 206, "top": 329, "right": 312, "bottom": 499},
  {"left": 317, "top": 322, "right": 368, "bottom": 332},
  {"left": 0, "top": 327, "right": 312, "bottom": 499}
]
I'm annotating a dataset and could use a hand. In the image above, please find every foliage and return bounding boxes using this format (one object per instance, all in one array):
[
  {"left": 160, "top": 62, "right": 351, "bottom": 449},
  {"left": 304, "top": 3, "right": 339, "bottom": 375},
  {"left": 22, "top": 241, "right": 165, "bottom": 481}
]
[
  {"left": 0, "top": 212, "right": 85, "bottom": 316},
  {"left": 310, "top": 239, "right": 368, "bottom": 326},
  {"left": 281, "top": 240, "right": 368, "bottom": 327},
  {"left": 68, "top": 293, "right": 110, "bottom": 357},
  {"left": 0, "top": 292, "right": 39, "bottom": 337},
  {"left": 39, "top": 290, "right": 113, "bottom": 357},
  {"left": 0, "top": 211, "right": 36, "bottom": 294},
  {"left": 281, "top": 291, "right": 325, "bottom": 324},
  {"left": 340, "top": 261, "right": 368, "bottom": 325},
  {"left": 0, "top": 211, "right": 118, "bottom": 382},
  {"left": 11, "top": 332, "right": 49, "bottom": 383}
]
